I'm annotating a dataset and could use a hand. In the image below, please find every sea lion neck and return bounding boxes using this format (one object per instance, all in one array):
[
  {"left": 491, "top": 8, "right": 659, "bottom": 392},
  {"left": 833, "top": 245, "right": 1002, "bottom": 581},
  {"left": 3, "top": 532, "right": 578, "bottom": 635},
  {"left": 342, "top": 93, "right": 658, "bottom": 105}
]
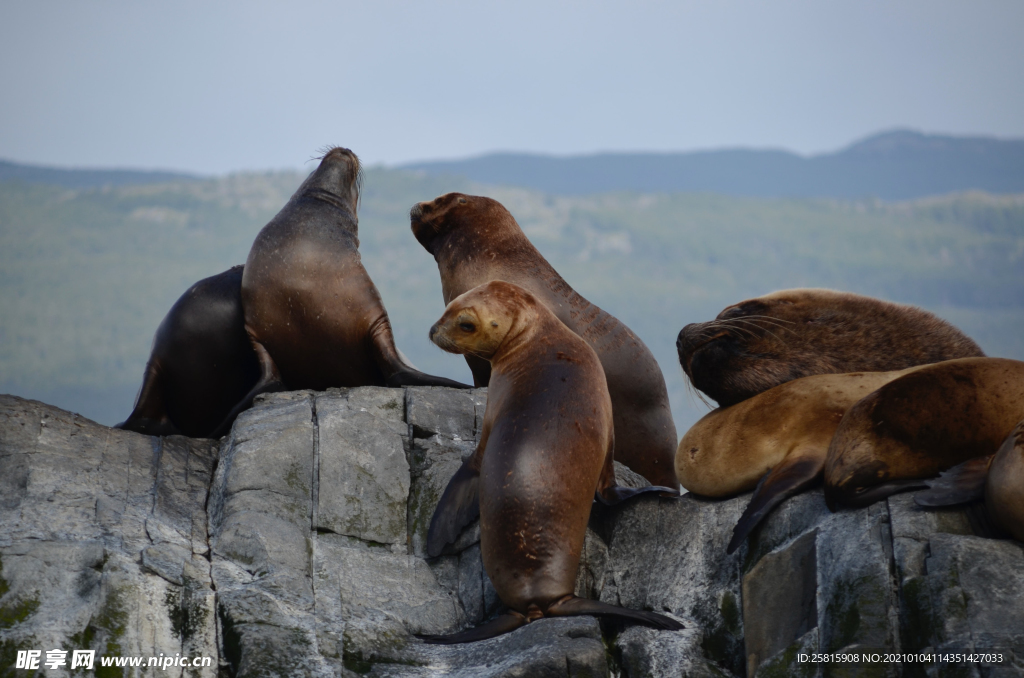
[
  {"left": 433, "top": 217, "right": 532, "bottom": 268},
  {"left": 487, "top": 301, "right": 543, "bottom": 364}
]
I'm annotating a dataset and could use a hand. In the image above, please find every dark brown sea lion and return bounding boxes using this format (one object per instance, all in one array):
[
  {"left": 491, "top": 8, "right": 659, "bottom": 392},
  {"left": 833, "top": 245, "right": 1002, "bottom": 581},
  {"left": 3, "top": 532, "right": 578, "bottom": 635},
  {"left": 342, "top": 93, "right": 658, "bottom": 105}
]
[
  {"left": 986, "top": 420, "right": 1024, "bottom": 541},
  {"left": 677, "top": 289, "right": 984, "bottom": 407},
  {"left": 914, "top": 419, "right": 1024, "bottom": 542},
  {"left": 824, "top": 357, "right": 1024, "bottom": 510},
  {"left": 421, "top": 281, "right": 683, "bottom": 643},
  {"left": 117, "top": 266, "right": 259, "bottom": 438},
  {"left": 677, "top": 367, "right": 923, "bottom": 553},
  {"left": 211, "top": 148, "right": 469, "bottom": 434},
  {"left": 410, "top": 192, "right": 678, "bottom": 489}
]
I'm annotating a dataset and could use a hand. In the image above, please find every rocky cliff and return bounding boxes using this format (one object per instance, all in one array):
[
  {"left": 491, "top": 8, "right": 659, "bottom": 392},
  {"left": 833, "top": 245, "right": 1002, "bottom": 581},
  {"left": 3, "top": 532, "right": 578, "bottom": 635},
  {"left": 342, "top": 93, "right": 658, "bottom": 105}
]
[{"left": 1, "top": 388, "right": 1022, "bottom": 677}]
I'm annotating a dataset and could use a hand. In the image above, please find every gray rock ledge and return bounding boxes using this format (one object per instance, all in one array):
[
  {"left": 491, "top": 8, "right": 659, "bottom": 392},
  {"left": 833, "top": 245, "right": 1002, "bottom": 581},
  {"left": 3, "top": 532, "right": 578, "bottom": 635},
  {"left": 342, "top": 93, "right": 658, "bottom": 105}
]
[{"left": 1, "top": 389, "right": 1022, "bottom": 677}]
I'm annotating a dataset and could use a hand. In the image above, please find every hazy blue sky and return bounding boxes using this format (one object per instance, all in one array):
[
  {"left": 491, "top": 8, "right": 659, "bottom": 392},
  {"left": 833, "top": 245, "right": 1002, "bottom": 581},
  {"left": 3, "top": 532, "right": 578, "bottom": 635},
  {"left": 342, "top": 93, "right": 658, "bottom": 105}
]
[{"left": 2, "top": 0, "right": 1022, "bottom": 174}]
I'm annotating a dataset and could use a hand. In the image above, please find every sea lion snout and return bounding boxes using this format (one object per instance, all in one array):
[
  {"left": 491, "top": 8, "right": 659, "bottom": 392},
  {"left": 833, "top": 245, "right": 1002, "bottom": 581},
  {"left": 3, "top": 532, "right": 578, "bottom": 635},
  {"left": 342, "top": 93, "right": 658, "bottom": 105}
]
[{"left": 300, "top": 146, "right": 361, "bottom": 206}]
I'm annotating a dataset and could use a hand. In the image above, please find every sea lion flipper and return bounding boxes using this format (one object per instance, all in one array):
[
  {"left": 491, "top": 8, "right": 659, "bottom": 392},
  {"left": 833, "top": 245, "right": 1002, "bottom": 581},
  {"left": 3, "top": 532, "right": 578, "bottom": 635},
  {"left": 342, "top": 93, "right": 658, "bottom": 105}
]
[
  {"left": 595, "top": 484, "right": 680, "bottom": 505},
  {"left": 914, "top": 455, "right": 994, "bottom": 507},
  {"left": 595, "top": 436, "right": 680, "bottom": 505},
  {"left": 728, "top": 452, "right": 824, "bottom": 554},
  {"left": 546, "top": 596, "right": 684, "bottom": 631},
  {"left": 116, "top": 359, "right": 183, "bottom": 436},
  {"left": 369, "top": 315, "right": 473, "bottom": 389},
  {"left": 426, "top": 456, "right": 482, "bottom": 557},
  {"left": 417, "top": 612, "right": 527, "bottom": 644},
  {"left": 208, "top": 338, "right": 287, "bottom": 438}
]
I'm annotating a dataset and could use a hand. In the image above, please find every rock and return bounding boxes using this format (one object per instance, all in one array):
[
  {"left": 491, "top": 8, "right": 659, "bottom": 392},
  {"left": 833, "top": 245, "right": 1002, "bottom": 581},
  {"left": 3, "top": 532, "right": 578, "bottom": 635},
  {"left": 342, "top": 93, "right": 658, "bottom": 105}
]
[
  {"left": 742, "top": 530, "right": 817, "bottom": 676},
  {"left": 3, "top": 389, "right": 1024, "bottom": 677},
  {"left": 316, "top": 388, "right": 410, "bottom": 546},
  {"left": 0, "top": 394, "right": 219, "bottom": 677}
]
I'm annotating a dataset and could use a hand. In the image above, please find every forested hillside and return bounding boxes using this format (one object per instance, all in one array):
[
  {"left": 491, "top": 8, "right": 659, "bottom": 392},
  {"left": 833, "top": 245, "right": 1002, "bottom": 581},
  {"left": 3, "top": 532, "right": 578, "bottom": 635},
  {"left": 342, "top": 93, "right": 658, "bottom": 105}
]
[{"left": 1, "top": 166, "right": 1022, "bottom": 433}]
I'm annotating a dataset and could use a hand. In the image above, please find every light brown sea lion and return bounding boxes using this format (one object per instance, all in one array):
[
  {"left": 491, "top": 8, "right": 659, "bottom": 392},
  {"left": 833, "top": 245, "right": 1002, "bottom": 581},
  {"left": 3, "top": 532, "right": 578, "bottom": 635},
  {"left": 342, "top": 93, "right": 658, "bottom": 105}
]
[
  {"left": 117, "top": 266, "right": 259, "bottom": 438},
  {"left": 824, "top": 357, "right": 1024, "bottom": 510},
  {"left": 676, "top": 289, "right": 984, "bottom": 407},
  {"left": 421, "top": 281, "right": 683, "bottom": 643},
  {"left": 915, "top": 419, "right": 1024, "bottom": 542},
  {"left": 410, "top": 192, "right": 678, "bottom": 489},
  {"left": 211, "top": 148, "right": 469, "bottom": 435},
  {"left": 677, "top": 367, "right": 922, "bottom": 553}
]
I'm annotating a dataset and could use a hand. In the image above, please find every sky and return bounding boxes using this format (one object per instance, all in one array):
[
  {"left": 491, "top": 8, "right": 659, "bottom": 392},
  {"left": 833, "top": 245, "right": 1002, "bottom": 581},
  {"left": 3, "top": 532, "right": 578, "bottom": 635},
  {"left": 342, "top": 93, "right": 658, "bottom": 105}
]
[{"left": 1, "top": 0, "right": 1023, "bottom": 174}]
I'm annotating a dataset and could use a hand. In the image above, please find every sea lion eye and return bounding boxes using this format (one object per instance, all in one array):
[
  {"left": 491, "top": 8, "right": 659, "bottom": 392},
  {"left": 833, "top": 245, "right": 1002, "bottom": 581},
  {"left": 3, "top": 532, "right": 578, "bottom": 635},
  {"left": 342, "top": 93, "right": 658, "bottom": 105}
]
[
  {"left": 458, "top": 197, "right": 467, "bottom": 204},
  {"left": 459, "top": 322, "right": 476, "bottom": 332}
]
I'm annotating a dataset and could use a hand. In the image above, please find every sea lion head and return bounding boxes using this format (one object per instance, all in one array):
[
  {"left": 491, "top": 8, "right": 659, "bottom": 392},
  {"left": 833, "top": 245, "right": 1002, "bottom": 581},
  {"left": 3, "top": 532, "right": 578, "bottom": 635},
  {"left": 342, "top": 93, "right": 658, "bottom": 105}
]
[
  {"left": 295, "top": 146, "right": 362, "bottom": 211},
  {"left": 823, "top": 440, "right": 930, "bottom": 511},
  {"left": 676, "top": 288, "right": 982, "bottom": 407},
  {"left": 429, "top": 281, "right": 535, "bottom": 361},
  {"left": 410, "top": 193, "right": 518, "bottom": 256},
  {"left": 820, "top": 366, "right": 973, "bottom": 510}
]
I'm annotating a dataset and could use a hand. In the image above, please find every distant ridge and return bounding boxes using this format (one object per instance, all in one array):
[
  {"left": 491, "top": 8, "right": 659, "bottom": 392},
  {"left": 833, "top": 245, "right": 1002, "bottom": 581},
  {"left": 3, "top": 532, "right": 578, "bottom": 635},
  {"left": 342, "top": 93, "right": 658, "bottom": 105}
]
[
  {"left": 0, "top": 158, "right": 202, "bottom": 189},
  {"left": 403, "top": 130, "right": 1024, "bottom": 200}
]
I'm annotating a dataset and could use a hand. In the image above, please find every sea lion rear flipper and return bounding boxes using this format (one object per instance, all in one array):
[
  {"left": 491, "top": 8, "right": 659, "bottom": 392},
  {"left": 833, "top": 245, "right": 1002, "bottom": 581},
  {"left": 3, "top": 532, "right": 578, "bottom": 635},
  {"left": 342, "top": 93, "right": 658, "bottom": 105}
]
[
  {"left": 728, "top": 452, "right": 825, "bottom": 554},
  {"left": 426, "top": 451, "right": 483, "bottom": 557},
  {"left": 914, "top": 455, "right": 994, "bottom": 507},
  {"left": 116, "top": 359, "right": 183, "bottom": 437},
  {"left": 546, "top": 596, "right": 684, "bottom": 631},
  {"left": 418, "top": 612, "right": 527, "bottom": 644},
  {"left": 209, "top": 337, "right": 287, "bottom": 438}
]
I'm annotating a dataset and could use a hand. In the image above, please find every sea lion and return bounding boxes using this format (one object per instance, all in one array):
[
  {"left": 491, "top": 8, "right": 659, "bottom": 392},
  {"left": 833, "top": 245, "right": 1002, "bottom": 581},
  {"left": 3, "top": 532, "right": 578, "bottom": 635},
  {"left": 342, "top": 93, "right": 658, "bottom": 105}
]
[
  {"left": 677, "top": 289, "right": 984, "bottom": 407},
  {"left": 211, "top": 148, "right": 469, "bottom": 434},
  {"left": 117, "top": 266, "right": 259, "bottom": 438},
  {"left": 677, "top": 367, "right": 922, "bottom": 553},
  {"left": 986, "top": 420, "right": 1024, "bottom": 541},
  {"left": 410, "top": 192, "right": 678, "bottom": 489},
  {"left": 824, "top": 357, "right": 1024, "bottom": 510},
  {"left": 915, "top": 419, "right": 1024, "bottom": 542},
  {"left": 421, "top": 281, "right": 683, "bottom": 643}
]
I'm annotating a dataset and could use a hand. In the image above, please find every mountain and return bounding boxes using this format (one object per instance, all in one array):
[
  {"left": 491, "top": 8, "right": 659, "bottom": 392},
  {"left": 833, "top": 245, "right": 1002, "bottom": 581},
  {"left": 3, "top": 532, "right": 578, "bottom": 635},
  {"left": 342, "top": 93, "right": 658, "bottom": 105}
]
[
  {"left": 403, "top": 130, "right": 1024, "bottom": 200},
  {"left": 0, "top": 158, "right": 202, "bottom": 189}
]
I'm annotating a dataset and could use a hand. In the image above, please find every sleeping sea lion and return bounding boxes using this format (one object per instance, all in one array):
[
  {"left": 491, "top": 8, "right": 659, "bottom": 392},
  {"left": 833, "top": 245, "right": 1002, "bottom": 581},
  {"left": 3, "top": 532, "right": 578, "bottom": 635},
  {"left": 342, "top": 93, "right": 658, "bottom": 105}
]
[
  {"left": 117, "top": 266, "right": 259, "bottom": 438},
  {"left": 211, "top": 148, "right": 469, "bottom": 435},
  {"left": 677, "top": 289, "right": 983, "bottom": 407},
  {"left": 677, "top": 367, "right": 922, "bottom": 553},
  {"left": 824, "top": 357, "right": 1024, "bottom": 510},
  {"left": 915, "top": 419, "right": 1024, "bottom": 542},
  {"left": 410, "top": 192, "right": 678, "bottom": 489},
  {"left": 421, "top": 281, "right": 683, "bottom": 643}
]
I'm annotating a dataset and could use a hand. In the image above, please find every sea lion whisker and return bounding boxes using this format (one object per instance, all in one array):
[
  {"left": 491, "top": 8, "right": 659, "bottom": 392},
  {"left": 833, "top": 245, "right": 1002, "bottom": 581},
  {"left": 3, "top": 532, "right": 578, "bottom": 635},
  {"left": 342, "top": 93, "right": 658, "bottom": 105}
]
[
  {"left": 686, "top": 379, "right": 714, "bottom": 410},
  {"left": 741, "top": 314, "right": 797, "bottom": 325},
  {"left": 727, "top": 318, "right": 784, "bottom": 342},
  {"left": 699, "top": 320, "right": 754, "bottom": 340}
]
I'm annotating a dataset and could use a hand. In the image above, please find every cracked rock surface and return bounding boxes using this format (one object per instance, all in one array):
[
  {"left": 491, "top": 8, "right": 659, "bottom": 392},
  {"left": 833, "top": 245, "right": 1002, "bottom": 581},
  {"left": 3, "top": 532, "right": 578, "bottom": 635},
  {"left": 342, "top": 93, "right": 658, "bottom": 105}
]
[{"left": 2, "top": 389, "right": 1023, "bottom": 677}]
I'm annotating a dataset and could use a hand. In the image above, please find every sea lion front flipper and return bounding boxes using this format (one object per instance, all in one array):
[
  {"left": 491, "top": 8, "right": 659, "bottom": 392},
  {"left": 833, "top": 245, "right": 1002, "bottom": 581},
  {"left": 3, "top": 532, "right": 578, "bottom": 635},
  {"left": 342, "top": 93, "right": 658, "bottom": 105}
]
[
  {"left": 546, "top": 596, "right": 684, "bottom": 631},
  {"left": 208, "top": 337, "right": 287, "bottom": 438},
  {"left": 369, "top": 315, "right": 473, "bottom": 389},
  {"left": 417, "top": 612, "right": 527, "bottom": 644},
  {"left": 914, "top": 455, "right": 994, "bottom": 507},
  {"left": 426, "top": 447, "right": 484, "bottom": 557},
  {"left": 594, "top": 435, "right": 679, "bottom": 505},
  {"left": 728, "top": 451, "right": 825, "bottom": 554},
  {"left": 596, "top": 485, "right": 680, "bottom": 505}
]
